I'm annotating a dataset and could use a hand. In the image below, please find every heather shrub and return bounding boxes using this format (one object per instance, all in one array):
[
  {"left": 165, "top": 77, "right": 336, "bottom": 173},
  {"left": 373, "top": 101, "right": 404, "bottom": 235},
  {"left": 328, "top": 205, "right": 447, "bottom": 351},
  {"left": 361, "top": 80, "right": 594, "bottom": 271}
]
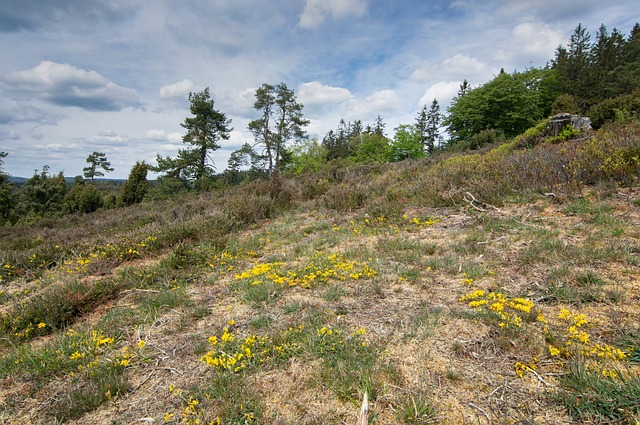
[
  {"left": 222, "top": 180, "right": 277, "bottom": 226},
  {"left": 321, "top": 182, "right": 369, "bottom": 212},
  {"left": 514, "top": 118, "right": 551, "bottom": 149}
]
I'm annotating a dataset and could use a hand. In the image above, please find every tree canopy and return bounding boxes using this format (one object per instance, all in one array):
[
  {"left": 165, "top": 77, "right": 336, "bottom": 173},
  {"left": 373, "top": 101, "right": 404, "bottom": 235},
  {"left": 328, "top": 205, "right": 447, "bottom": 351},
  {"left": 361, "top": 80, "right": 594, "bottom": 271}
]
[
  {"left": 445, "top": 67, "right": 559, "bottom": 142},
  {"left": 246, "top": 83, "right": 309, "bottom": 179},
  {"left": 83, "top": 152, "right": 114, "bottom": 180},
  {"left": 154, "top": 88, "right": 231, "bottom": 189}
]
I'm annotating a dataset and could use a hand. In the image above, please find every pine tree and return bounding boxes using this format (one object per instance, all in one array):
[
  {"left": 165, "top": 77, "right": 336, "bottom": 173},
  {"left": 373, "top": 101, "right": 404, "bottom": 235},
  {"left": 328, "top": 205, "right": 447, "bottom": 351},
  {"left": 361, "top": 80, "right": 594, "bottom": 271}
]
[
  {"left": 181, "top": 88, "right": 232, "bottom": 188},
  {"left": 153, "top": 88, "right": 231, "bottom": 190},
  {"left": 554, "top": 24, "right": 594, "bottom": 111},
  {"left": 83, "top": 152, "right": 114, "bottom": 180},
  {"left": 457, "top": 80, "right": 470, "bottom": 98},
  {"left": 248, "top": 83, "right": 308, "bottom": 179},
  {"left": 425, "top": 99, "right": 441, "bottom": 153},
  {"left": 18, "top": 166, "right": 66, "bottom": 218},
  {"left": 373, "top": 115, "right": 386, "bottom": 137}
]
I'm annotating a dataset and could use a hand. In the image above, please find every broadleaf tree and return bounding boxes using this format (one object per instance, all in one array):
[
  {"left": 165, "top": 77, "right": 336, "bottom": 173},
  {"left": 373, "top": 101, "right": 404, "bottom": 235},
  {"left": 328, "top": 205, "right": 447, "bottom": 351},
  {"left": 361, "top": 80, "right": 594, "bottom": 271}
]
[
  {"left": 445, "top": 67, "right": 559, "bottom": 143},
  {"left": 388, "top": 124, "right": 425, "bottom": 162}
]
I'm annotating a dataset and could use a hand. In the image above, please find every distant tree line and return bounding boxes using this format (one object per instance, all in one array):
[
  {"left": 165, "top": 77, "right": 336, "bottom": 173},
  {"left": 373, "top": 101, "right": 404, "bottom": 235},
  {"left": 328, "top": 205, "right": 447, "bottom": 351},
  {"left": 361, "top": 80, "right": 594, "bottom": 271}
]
[
  {"left": 0, "top": 151, "right": 148, "bottom": 225},
  {"left": 441, "top": 22, "right": 640, "bottom": 150}
]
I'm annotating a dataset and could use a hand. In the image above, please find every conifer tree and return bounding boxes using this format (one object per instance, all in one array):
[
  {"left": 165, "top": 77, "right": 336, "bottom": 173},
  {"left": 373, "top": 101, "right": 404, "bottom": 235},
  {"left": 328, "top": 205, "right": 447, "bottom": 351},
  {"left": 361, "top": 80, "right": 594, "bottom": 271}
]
[
  {"left": 0, "top": 152, "right": 13, "bottom": 223},
  {"left": 248, "top": 83, "right": 308, "bottom": 179},
  {"left": 120, "top": 161, "right": 149, "bottom": 206},
  {"left": 83, "top": 152, "right": 114, "bottom": 180}
]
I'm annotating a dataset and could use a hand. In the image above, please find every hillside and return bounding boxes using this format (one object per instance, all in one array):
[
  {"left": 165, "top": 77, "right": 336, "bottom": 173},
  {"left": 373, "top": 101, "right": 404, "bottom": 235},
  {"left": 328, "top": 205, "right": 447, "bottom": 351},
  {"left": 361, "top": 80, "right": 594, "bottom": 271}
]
[{"left": 1, "top": 121, "right": 639, "bottom": 424}]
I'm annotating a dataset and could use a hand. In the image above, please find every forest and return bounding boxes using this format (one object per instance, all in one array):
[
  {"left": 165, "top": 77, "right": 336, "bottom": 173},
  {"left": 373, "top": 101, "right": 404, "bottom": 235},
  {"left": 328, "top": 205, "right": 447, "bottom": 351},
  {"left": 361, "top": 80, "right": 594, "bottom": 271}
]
[{"left": 0, "top": 22, "right": 639, "bottom": 425}]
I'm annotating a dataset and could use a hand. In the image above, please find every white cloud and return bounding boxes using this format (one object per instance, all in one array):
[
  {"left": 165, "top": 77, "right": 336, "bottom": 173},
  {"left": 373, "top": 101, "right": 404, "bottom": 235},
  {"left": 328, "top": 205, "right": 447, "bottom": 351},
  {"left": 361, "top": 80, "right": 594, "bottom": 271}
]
[
  {"left": 299, "top": 0, "right": 368, "bottom": 29},
  {"left": 145, "top": 129, "right": 169, "bottom": 141},
  {"left": 89, "top": 130, "right": 128, "bottom": 146},
  {"left": 346, "top": 89, "right": 399, "bottom": 118},
  {"left": 419, "top": 82, "right": 461, "bottom": 107},
  {"left": 145, "top": 129, "right": 183, "bottom": 142},
  {"left": 412, "top": 54, "right": 489, "bottom": 82},
  {"left": 0, "top": 129, "right": 21, "bottom": 140},
  {"left": 496, "top": 0, "right": 601, "bottom": 22},
  {"left": 511, "top": 22, "right": 564, "bottom": 59},
  {"left": 167, "top": 132, "right": 182, "bottom": 142},
  {"left": 36, "top": 143, "right": 66, "bottom": 150},
  {"left": 159, "top": 79, "right": 195, "bottom": 99},
  {"left": 4, "top": 61, "right": 141, "bottom": 111},
  {"left": 223, "top": 87, "right": 258, "bottom": 116},
  {"left": 297, "top": 81, "right": 353, "bottom": 105}
]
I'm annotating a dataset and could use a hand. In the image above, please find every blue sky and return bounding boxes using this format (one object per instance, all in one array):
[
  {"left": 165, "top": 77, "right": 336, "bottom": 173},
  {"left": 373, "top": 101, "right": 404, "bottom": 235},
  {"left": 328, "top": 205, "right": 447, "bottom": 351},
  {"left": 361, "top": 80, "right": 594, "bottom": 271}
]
[{"left": 1, "top": 0, "right": 638, "bottom": 178}]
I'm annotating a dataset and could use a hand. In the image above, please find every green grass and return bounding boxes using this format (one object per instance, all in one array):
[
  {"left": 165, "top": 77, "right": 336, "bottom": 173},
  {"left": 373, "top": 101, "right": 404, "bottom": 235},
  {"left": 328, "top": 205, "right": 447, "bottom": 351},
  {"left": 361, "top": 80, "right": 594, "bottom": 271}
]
[
  {"left": 48, "top": 365, "right": 128, "bottom": 422},
  {"left": 138, "top": 287, "right": 191, "bottom": 318},
  {"left": 249, "top": 315, "right": 274, "bottom": 330},
  {"left": 234, "top": 280, "right": 283, "bottom": 306},
  {"left": 2, "top": 121, "right": 640, "bottom": 423},
  {"left": 554, "top": 362, "right": 640, "bottom": 422},
  {"left": 407, "top": 303, "right": 443, "bottom": 339},
  {"left": 322, "top": 284, "right": 349, "bottom": 301},
  {"left": 396, "top": 391, "right": 439, "bottom": 424}
]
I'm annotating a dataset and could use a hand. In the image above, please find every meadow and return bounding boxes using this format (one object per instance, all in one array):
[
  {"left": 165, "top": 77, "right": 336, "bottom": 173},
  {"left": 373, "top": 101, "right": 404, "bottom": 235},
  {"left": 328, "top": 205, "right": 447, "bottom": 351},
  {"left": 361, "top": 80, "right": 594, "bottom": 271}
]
[{"left": 1, "top": 120, "right": 639, "bottom": 424}]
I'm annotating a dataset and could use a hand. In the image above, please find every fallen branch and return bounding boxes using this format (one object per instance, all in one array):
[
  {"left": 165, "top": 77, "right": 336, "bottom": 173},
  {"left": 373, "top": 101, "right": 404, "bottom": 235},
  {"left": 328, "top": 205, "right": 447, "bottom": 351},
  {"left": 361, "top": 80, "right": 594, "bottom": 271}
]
[
  {"left": 464, "top": 192, "right": 500, "bottom": 212},
  {"left": 469, "top": 402, "right": 491, "bottom": 422}
]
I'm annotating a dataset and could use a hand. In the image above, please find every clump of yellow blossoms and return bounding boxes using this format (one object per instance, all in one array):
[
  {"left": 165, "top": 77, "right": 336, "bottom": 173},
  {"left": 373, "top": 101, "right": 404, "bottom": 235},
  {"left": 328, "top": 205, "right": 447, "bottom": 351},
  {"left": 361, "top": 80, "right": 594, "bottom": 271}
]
[
  {"left": 200, "top": 327, "right": 280, "bottom": 373},
  {"left": 460, "top": 290, "right": 541, "bottom": 329},
  {"left": 233, "top": 251, "right": 377, "bottom": 289},
  {"left": 547, "top": 307, "right": 627, "bottom": 362}
]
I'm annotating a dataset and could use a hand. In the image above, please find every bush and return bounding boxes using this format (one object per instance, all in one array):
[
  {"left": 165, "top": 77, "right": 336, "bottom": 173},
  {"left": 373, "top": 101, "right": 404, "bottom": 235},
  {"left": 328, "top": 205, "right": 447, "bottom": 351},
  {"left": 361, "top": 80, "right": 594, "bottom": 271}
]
[
  {"left": 514, "top": 118, "right": 551, "bottom": 149},
  {"left": 588, "top": 90, "right": 640, "bottom": 129},
  {"left": 447, "top": 129, "right": 506, "bottom": 152},
  {"left": 551, "top": 94, "right": 580, "bottom": 115},
  {"left": 64, "top": 183, "right": 103, "bottom": 214},
  {"left": 120, "top": 162, "right": 149, "bottom": 206}
]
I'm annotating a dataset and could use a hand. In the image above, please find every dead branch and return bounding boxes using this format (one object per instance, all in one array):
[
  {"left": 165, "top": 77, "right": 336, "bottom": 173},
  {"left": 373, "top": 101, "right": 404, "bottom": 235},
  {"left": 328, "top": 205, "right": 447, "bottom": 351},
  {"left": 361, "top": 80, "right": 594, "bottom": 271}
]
[
  {"left": 463, "top": 192, "right": 500, "bottom": 212},
  {"left": 356, "top": 392, "right": 369, "bottom": 425}
]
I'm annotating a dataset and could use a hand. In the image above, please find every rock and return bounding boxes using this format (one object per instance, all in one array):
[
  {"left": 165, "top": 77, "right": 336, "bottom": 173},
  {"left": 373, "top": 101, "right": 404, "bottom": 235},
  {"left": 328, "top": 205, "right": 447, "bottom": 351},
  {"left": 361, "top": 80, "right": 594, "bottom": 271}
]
[{"left": 546, "top": 113, "right": 592, "bottom": 137}]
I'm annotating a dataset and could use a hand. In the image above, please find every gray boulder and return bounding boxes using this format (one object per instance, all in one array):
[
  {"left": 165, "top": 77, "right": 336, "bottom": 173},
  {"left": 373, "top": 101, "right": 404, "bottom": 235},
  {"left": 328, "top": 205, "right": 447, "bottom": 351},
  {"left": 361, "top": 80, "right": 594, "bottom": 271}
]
[{"left": 546, "top": 113, "right": 592, "bottom": 137}]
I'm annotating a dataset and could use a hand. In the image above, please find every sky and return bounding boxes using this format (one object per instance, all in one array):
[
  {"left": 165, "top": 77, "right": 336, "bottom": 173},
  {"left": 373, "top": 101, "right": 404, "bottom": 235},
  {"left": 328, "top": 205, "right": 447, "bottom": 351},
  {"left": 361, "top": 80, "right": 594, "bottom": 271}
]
[{"left": 1, "top": 1, "right": 639, "bottom": 179}]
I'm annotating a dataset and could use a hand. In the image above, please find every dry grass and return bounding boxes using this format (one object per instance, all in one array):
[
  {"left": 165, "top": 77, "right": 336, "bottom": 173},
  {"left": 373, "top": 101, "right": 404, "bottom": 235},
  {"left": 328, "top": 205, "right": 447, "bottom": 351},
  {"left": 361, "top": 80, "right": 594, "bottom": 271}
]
[{"left": 1, "top": 122, "right": 640, "bottom": 424}]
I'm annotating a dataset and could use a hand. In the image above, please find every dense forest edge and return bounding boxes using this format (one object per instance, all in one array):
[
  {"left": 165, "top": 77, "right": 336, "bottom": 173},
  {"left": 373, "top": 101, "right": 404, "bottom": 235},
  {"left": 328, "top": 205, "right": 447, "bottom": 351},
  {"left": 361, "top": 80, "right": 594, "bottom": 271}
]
[{"left": 0, "top": 22, "right": 639, "bottom": 424}]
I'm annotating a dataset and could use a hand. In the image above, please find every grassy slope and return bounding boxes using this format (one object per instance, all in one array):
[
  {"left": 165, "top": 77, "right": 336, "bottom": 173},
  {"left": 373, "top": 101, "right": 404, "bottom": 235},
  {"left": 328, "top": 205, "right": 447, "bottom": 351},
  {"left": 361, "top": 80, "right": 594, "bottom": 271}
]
[{"left": 1, "top": 123, "right": 640, "bottom": 424}]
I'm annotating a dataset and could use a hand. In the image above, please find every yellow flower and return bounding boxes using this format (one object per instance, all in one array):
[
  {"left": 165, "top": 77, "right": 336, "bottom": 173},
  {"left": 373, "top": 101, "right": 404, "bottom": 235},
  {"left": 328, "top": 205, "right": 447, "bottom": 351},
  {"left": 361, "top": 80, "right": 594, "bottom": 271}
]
[
  {"left": 70, "top": 351, "right": 85, "bottom": 360},
  {"left": 548, "top": 345, "right": 560, "bottom": 356},
  {"left": 221, "top": 329, "right": 234, "bottom": 343},
  {"left": 137, "top": 340, "right": 146, "bottom": 349},
  {"left": 37, "top": 322, "right": 47, "bottom": 329},
  {"left": 558, "top": 308, "right": 572, "bottom": 320}
]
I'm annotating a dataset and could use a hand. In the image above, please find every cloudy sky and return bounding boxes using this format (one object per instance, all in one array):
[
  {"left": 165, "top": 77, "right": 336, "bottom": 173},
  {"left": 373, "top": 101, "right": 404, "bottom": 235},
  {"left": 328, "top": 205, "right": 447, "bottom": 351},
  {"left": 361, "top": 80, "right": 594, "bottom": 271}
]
[{"left": 1, "top": 1, "right": 638, "bottom": 178}]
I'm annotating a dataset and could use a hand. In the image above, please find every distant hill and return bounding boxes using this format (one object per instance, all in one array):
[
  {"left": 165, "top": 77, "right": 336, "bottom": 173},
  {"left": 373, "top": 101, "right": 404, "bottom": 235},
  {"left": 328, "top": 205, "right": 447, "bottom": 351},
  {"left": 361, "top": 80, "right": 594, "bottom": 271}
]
[
  {"left": 8, "top": 176, "right": 28, "bottom": 184},
  {"left": 8, "top": 176, "right": 126, "bottom": 185}
]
